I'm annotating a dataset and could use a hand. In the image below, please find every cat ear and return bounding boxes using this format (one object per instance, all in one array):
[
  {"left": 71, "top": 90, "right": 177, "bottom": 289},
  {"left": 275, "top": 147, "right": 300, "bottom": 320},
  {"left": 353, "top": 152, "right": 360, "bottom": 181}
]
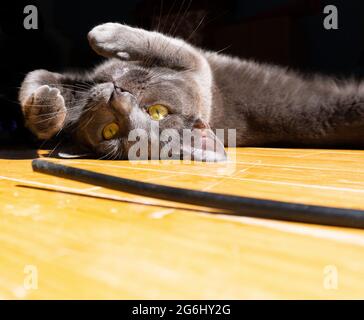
[{"left": 181, "top": 119, "right": 227, "bottom": 162}]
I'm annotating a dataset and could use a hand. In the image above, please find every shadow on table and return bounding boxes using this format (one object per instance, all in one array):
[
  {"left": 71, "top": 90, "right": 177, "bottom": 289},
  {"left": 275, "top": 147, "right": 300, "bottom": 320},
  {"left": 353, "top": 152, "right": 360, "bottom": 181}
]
[
  {"left": 17, "top": 184, "right": 229, "bottom": 216},
  {"left": 0, "top": 144, "right": 94, "bottom": 160},
  {"left": 0, "top": 148, "right": 39, "bottom": 159}
]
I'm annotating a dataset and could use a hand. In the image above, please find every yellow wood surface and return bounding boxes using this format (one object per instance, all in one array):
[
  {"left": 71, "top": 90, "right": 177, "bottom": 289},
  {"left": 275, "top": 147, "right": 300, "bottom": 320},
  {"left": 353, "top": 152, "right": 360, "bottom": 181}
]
[{"left": 1, "top": 147, "right": 364, "bottom": 299}]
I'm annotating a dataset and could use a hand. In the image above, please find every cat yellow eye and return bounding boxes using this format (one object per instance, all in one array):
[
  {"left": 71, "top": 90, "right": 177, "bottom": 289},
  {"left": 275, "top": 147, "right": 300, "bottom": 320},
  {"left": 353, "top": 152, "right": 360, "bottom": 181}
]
[
  {"left": 102, "top": 122, "right": 119, "bottom": 140},
  {"left": 148, "top": 104, "right": 169, "bottom": 121}
]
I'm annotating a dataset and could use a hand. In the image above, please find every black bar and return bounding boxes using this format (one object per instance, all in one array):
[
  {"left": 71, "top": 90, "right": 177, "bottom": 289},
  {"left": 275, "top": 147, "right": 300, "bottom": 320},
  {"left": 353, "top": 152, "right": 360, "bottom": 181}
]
[
  {"left": 32, "top": 159, "right": 364, "bottom": 229},
  {"left": 2, "top": 300, "right": 346, "bottom": 316}
]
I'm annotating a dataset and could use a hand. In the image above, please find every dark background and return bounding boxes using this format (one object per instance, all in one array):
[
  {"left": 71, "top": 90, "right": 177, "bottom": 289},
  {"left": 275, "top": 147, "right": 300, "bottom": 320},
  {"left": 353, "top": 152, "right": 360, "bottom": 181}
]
[{"left": 1, "top": 0, "right": 364, "bottom": 145}]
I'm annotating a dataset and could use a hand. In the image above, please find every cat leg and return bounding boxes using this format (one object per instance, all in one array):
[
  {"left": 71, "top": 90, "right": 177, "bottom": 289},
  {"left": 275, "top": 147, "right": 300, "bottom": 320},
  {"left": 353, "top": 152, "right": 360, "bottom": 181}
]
[
  {"left": 19, "top": 70, "right": 67, "bottom": 140},
  {"left": 87, "top": 23, "right": 209, "bottom": 72}
]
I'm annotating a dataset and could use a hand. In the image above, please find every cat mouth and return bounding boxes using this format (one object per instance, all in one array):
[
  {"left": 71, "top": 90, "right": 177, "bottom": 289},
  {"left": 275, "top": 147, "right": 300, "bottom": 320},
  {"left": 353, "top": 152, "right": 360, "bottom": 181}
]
[{"left": 113, "top": 83, "right": 131, "bottom": 95}]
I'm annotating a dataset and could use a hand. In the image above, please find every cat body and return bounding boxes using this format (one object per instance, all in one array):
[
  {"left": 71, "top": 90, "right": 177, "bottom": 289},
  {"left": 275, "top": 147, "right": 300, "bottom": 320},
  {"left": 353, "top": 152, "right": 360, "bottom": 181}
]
[{"left": 19, "top": 23, "right": 364, "bottom": 160}]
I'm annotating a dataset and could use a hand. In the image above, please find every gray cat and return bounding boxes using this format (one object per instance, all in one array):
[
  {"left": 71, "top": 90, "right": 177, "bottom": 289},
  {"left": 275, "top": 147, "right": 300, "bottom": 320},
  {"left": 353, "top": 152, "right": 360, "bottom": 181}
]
[{"left": 19, "top": 23, "right": 364, "bottom": 160}]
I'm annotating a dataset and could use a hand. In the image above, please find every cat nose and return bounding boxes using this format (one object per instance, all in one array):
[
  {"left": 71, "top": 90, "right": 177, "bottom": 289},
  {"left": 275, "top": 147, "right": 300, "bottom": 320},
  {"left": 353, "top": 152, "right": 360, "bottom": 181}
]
[{"left": 111, "top": 85, "right": 137, "bottom": 114}]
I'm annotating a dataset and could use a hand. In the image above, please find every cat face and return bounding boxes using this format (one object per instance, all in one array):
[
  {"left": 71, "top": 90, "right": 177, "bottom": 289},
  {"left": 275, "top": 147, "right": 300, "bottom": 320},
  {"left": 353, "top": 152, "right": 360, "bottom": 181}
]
[{"left": 72, "top": 59, "right": 219, "bottom": 160}]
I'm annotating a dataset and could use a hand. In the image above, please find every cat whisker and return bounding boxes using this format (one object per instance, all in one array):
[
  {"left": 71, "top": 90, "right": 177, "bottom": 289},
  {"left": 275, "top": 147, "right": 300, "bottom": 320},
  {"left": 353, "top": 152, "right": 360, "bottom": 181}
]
[
  {"left": 47, "top": 139, "right": 65, "bottom": 158},
  {"left": 34, "top": 115, "right": 65, "bottom": 124},
  {"left": 45, "top": 83, "right": 92, "bottom": 93},
  {"left": 155, "top": 0, "right": 164, "bottom": 33},
  {"left": 169, "top": 0, "right": 192, "bottom": 38},
  {"left": 97, "top": 146, "right": 116, "bottom": 160},
  {"left": 78, "top": 111, "right": 96, "bottom": 131}
]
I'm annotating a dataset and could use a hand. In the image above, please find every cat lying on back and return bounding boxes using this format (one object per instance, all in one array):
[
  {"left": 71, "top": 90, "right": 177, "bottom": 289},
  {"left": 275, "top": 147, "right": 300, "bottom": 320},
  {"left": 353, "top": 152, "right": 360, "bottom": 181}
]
[{"left": 19, "top": 23, "right": 364, "bottom": 161}]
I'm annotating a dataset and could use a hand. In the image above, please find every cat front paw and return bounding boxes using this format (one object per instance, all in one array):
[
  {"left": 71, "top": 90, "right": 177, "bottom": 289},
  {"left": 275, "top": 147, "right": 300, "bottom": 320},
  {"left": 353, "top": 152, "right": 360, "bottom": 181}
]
[
  {"left": 87, "top": 23, "right": 140, "bottom": 59},
  {"left": 22, "top": 85, "right": 67, "bottom": 140}
]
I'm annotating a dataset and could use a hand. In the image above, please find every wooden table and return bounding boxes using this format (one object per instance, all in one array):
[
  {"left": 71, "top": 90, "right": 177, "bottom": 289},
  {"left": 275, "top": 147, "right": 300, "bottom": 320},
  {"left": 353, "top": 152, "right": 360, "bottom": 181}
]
[{"left": 0, "top": 147, "right": 364, "bottom": 299}]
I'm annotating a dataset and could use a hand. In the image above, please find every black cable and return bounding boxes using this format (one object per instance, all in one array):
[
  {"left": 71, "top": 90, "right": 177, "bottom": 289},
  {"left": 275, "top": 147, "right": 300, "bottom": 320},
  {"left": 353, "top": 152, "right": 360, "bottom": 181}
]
[{"left": 32, "top": 159, "right": 364, "bottom": 229}]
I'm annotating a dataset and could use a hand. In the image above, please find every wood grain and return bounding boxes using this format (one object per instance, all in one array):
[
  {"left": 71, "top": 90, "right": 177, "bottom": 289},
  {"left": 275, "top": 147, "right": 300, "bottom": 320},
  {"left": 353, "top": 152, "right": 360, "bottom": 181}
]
[{"left": 0, "top": 147, "right": 364, "bottom": 299}]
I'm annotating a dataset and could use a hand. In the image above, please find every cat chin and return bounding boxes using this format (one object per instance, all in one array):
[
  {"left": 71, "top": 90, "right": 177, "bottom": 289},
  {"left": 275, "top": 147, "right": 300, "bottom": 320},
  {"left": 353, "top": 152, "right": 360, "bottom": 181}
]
[
  {"left": 190, "top": 128, "right": 227, "bottom": 162},
  {"left": 189, "top": 149, "right": 227, "bottom": 162},
  {"left": 181, "top": 143, "right": 227, "bottom": 162}
]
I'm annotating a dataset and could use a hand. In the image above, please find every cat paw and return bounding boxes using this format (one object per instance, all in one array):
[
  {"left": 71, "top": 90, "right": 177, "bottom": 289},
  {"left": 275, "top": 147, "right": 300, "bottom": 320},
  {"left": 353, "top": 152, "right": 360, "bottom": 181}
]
[
  {"left": 22, "top": 85, "right": 67, "bottom": 140},
  {"left": 87, "top": 23, "right": 139, "bottom": 58}
]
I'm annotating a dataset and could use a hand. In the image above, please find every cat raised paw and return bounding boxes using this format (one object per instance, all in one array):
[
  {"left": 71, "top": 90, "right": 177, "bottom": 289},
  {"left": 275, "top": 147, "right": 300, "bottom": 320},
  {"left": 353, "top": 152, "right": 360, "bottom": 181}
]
[
  {"left": 87, "top": 23, "right": 143, "bottom": 59},
  {"left": 22, "top": 85, "right": 66, "bottom": 140}
]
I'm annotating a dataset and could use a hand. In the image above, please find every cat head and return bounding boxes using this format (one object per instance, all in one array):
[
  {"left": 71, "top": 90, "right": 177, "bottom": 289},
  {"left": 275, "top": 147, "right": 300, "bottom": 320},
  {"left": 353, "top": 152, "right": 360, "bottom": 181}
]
[{"left": 64, "top": 58, "right": 226, "bottom": 161}]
